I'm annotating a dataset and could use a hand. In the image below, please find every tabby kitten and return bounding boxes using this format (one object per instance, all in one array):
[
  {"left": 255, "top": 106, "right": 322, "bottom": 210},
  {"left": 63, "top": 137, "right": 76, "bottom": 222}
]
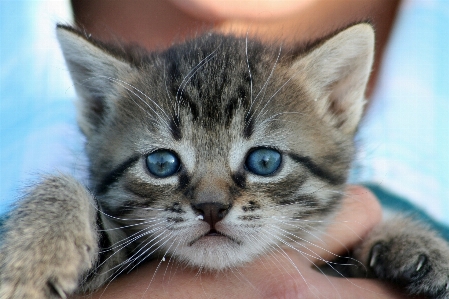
[{"left": 1, "top": 23, "right": 448, "bottom": 298}]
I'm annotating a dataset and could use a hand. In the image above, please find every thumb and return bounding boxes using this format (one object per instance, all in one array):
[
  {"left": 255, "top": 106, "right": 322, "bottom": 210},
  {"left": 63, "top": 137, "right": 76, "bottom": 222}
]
[{"left": 307, "top": 185, "right": 382, "bottom": 263}]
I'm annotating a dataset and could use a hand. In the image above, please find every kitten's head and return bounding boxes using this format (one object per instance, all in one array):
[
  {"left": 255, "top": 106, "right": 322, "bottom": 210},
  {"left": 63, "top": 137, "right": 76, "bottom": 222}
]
[{"left": 57, "top": 24, "right": 374, "bottom": 270}]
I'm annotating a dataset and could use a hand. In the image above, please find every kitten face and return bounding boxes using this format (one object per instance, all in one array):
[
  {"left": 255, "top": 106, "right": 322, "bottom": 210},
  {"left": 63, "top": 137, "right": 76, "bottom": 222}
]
[{"left": 57, "top": 24, "right": 374, "bottom": 270}]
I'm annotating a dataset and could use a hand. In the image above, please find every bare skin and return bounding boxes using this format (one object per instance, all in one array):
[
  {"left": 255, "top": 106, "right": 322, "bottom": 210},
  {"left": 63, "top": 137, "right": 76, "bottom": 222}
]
[
  {"left": 71, "top": 0, "right": 400, "bottom": 98},
  {"left": 70, "top": 1, "right": 404, "bottom": 297}
]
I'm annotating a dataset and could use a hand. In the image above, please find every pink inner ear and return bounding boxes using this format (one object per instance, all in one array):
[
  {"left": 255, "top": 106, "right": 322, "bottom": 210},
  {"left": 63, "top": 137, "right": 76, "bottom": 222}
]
[{"left": 287, "top": 23, "right": 374, "bottom": 135}]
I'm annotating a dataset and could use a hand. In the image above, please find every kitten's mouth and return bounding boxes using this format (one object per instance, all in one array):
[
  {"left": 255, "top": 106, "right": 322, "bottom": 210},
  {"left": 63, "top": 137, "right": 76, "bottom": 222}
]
[
  {"left": 206, "top": 229, "right": 222, "bottom": 236},
  {"left": 189, "top": 229, "right": 240, "bottom": 246}
]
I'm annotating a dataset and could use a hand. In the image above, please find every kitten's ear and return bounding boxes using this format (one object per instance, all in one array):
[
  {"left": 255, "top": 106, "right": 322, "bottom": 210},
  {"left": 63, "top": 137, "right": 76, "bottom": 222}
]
[
  {"left": 291, "top": 23, "right": 374, "bottom": 134},
  {"left": 56, "top": 25, "right": 133, "bottom": 136}
]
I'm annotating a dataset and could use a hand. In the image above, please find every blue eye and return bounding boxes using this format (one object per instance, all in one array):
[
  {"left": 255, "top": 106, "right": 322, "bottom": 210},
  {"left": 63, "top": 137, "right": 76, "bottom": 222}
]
[
  {"left": 245, "top": 148, "right": 281, "bottom": 176},
  {"left": 146, "top": 150, "right": 180, "bottom": 178}
]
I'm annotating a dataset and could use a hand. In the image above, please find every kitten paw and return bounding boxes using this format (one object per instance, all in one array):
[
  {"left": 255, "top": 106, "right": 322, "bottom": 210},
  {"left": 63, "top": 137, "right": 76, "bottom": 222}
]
[
  {"left": 0, "top": 175, "right": 98, "bottom": 298},
  {"left": 355, "top": 216, "right": 449, "bottom": 299},
  {"left": 0, "top": 239, "right": 96, "bottom": 299},
  {"left": 369, "top": 240, "right": 449, "bottom": 298}
]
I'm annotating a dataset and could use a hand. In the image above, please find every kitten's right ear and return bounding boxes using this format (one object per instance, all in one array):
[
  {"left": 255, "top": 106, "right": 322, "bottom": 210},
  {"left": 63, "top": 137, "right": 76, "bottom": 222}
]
[
  {"left": 289, "top": 23, "right": 374, "bottom": 135},
  {"left": 56, "top": 25, "right": 133, "bottom": 136}
]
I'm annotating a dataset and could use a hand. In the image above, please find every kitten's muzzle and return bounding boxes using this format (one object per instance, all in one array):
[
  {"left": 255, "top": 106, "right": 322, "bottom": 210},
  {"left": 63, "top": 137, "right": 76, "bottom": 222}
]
[{"left": 192, "top": 202, "right": 231, "bottom": 232}]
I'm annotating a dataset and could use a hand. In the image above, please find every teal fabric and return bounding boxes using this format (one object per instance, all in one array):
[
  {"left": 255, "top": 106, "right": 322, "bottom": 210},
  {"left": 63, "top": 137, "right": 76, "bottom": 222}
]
[{"left": 365, "top": 184, "right": 449, "bottom": 241}]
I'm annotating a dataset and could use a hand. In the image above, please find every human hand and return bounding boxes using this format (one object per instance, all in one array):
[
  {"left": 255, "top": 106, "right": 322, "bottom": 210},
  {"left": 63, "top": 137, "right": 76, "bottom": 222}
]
[{"left": 73, "top": 186, "right": 412, "bottom": 299}]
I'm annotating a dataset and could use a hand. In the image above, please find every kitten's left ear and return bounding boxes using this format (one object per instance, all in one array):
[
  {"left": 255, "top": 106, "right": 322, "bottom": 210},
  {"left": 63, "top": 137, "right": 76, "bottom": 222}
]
[
  {"left": 291, "top": 23, "right": 374, "bottom": 134},
  {"left": 56, "top": 25, "right": 133, "bottom": 137}
]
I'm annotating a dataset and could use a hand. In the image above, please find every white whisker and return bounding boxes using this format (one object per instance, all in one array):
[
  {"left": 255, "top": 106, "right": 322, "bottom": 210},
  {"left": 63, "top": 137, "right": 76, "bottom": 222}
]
[
  {"left": 103, "top": 77, "right": 171, "bottom": 130},
  {"left": 245, "top": 44, "right": 283, "bottom": 127},
  {"left": 262, "top": 227, "right": 332, "bottom": 298},
  {"left": 176, "top": 48, "right": 220, "bottom": 105},
  {"left": 163, "top": 61, "right": 179, "bottom": 123},
  {"left": 245, "top": 32, "right": 254, "bottom": 107},
  {"left": 140, "top": 234, "right": 180, "bottom": 298},
  {"left": 106, "top": 76, "right": 172, "bottom": 124},
  {"left": 107, "top": 230, "right": 174, "bottom": 283},
  {"left": 98, "top": 217, "right": 161, "bottom": 232},
  {"left": 253, "top": 75, "right": 294, "bottom": 125}
]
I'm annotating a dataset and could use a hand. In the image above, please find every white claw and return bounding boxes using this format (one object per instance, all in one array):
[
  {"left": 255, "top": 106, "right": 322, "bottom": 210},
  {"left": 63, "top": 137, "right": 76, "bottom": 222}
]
[
  {"left": 52, "top": 284, "right": 67, "bottom": 299},
  {"left": 369, "top": 255, "right": 377, "bottom": 268},
  {"left": 415, "top": 255, "right": 426, "bottom": 272},
  {"left": 370, "top": 245, "right": 382, "bottom": 268}
]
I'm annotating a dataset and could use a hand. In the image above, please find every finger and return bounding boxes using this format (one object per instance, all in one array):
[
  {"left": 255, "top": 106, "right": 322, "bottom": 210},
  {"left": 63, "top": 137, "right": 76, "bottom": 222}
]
[
  {"left": 253, "top": 252, "right": 408, "bottom": 299},
  {"left": 306, "top": 185, "right": 382, "bottom": 263}
]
